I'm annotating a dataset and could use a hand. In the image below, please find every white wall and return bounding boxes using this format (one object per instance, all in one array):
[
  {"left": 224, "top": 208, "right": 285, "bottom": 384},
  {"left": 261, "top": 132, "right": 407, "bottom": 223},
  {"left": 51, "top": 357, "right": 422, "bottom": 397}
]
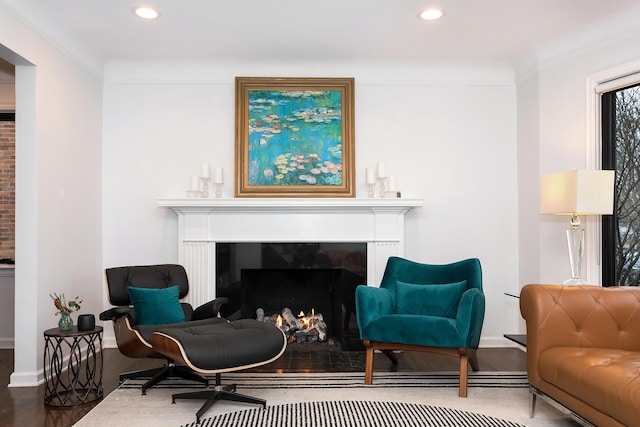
[
  {"left": 0, "top": 7, "right": 103, "bottom": 386},
  {"left": 517, "top": 30, "right": 640, "bottom": 291},
  {"left": 103, "top": 62, "right": 519, "bottom": 347}
]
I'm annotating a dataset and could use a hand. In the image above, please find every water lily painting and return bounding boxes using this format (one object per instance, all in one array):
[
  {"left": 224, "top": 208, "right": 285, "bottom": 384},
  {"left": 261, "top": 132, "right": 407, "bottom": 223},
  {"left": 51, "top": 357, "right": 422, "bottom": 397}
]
[{"left": 235, "top": 77, "right": 355, "bottom": 197}]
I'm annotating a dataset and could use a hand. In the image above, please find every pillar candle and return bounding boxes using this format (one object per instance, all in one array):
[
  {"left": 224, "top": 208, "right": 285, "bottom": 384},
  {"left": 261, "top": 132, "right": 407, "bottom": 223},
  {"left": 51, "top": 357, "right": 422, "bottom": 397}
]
[
  {"left": 387, "top": 176, "right": 397, "bottom": 191},
  {"left": 190, "top": 175, "right": 200, "bottom": 191},
  {"left": 365, "top": 167, "right": 376, "bottom": 184},
  {"left": 377, "top": 162, "right": 387, "bottom": 178},
  {"left": 213, "top": 167, "right": 224, "bottom": 184},
  {"left": 201, "top": 162, "right": 210, "bottom": 178}
]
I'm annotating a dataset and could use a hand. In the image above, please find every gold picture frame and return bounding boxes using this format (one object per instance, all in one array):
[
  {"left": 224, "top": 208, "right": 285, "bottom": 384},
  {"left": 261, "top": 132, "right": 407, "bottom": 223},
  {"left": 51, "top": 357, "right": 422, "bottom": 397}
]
[{"left": 235, "top": 77, "right": 355, "bottom": 197}]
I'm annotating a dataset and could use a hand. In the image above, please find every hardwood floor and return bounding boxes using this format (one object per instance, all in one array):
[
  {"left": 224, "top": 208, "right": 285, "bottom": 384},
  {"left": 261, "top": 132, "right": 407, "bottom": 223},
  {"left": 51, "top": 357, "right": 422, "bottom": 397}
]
[{"left": 0, "top": 345, "right": 526, "bottom": 427}]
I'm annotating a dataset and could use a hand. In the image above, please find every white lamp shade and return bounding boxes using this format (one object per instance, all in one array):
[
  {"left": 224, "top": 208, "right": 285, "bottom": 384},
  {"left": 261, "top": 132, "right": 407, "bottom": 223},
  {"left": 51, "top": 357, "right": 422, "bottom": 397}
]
[{"left": 540, "top": 169, "right": 615, "bottom": 216}]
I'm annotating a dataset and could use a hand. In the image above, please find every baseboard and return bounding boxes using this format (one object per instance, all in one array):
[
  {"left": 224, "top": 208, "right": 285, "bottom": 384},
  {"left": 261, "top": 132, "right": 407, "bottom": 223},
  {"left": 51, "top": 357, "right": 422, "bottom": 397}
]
[
  {"left": 8, "top": 369, "right": 43, "bottom": 387},
  {"left": 479, "top": 336, "right": 525, "bottom": 349},
  {"left": 103, "top": 336, "right": 117, "bottom": 349},
  {"left": 0, "top": 337, "right": 14, "bottom": 349}
]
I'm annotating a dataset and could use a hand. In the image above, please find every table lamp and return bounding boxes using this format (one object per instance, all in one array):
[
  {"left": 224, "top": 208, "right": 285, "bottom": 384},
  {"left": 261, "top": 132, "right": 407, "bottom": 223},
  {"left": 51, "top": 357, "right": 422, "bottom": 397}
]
[{"left": 540, "top": 169, "right": 615, "bottom": 286}]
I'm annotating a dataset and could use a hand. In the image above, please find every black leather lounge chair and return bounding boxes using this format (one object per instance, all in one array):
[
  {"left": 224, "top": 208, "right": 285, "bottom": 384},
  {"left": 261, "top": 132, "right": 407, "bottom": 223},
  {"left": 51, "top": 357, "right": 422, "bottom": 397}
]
[{"left": 99, "top": 264, "right": 228, "bottom": 394}]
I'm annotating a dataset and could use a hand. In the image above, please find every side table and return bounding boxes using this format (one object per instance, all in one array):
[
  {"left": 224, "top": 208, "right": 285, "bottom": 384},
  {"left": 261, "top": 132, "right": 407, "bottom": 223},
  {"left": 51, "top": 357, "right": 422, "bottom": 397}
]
[
  {"left": 43, "top": 325, "right": 104, "bottom": 406},
  {"left": 504, "top": 333, "right": 527, "bottom": 347},
  {"left": 504, "top": 292, "right": 527, "bottom": 347}
]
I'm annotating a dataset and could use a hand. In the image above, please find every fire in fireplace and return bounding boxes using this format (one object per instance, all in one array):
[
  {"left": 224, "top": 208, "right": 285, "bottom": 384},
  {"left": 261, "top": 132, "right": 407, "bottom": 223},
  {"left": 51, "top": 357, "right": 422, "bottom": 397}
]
[{"left": 258, "top": 307, "right": 328, "bottom": 343}]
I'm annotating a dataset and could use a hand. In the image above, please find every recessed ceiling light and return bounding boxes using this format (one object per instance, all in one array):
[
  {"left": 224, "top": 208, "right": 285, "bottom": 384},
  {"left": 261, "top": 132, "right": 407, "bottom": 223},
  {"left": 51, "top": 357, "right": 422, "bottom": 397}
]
[
  {"left": 133, "top": 6, "right": 160, "bottom": 20},
  {"left": 419, "top": 8, "right": 444, "bottom": 21}
]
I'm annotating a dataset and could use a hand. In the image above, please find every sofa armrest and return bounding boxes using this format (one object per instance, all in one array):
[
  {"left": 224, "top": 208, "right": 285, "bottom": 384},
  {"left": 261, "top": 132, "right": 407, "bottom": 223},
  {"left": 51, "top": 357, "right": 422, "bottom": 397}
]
[
  {"left": 355, "top": 285, "right": 394, "bottom": 331},
  {"left": 455, "top": 288, "right": 485, "bottom": 348}
]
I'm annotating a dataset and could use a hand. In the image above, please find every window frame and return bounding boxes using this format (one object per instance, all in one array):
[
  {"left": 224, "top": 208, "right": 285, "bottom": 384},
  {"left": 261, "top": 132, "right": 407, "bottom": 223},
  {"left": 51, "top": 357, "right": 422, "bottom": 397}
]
[{"left": 587, "top": 61, "right": 640, "bottom": 285}]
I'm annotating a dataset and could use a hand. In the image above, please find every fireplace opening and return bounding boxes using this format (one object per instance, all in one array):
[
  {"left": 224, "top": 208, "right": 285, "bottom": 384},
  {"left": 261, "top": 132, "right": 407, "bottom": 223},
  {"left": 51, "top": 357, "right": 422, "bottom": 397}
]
[{"left": 216, "top": 243, "right": 366, "bottom": 350}]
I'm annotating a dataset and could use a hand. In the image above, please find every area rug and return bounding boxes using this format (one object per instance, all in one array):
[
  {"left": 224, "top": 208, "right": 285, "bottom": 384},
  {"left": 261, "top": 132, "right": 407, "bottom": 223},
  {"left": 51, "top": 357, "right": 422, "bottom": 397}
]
[
  {"left": 74, "top": 372, "right": 575, "bottom": 427},
  {"left": 186, "top": 401, "right": 526, "bottom": 427}
]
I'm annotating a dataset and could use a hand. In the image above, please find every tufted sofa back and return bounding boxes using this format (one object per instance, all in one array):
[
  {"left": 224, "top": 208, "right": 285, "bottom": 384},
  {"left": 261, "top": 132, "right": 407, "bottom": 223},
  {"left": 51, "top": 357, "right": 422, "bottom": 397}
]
[
  {"left": 105, "top": 264, "right": 190, "bottom": 306},
  {"left": 520, "top": 284, "right": 640, "bottom": 383}
]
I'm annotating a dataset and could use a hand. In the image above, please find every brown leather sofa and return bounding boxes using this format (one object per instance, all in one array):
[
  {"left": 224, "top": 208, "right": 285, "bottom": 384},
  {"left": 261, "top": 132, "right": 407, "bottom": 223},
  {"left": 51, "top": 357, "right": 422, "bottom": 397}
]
[{"left": 520, "top": 284, "right": 640, "bottom": 427}]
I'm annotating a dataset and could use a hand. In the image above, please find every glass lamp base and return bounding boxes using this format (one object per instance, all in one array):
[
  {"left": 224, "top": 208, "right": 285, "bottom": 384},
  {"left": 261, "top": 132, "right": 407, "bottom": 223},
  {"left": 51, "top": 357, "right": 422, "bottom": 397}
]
[
  {"left": 565, "top": 225, "right": 585, "bottom": 287},
  {"left": 563, "top": 277, "right": 586, "bottom": 286}
]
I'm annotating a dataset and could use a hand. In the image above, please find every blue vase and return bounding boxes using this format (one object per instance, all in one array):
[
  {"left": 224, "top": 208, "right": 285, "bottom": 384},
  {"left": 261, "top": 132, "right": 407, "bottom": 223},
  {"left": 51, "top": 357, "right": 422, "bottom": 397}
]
[{"left": 58, "top": 312, "right": 73, "bottom": 331}]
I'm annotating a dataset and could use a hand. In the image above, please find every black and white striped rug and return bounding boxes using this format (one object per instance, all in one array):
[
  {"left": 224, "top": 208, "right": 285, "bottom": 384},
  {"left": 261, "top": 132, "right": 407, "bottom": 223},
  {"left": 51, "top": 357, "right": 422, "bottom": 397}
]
[
  {"left": 182, "top": 401, "right": 525, "bottom": 427},
  {"left": 120, "top": 371, "right": 528, "bottom": 390}
]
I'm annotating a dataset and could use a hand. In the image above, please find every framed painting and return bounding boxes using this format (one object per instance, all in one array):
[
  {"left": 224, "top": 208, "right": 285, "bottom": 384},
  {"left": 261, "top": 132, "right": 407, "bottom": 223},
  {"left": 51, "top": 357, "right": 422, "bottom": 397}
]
[{"left": 235, "top": 77, "right": 355, "bottom": 197}]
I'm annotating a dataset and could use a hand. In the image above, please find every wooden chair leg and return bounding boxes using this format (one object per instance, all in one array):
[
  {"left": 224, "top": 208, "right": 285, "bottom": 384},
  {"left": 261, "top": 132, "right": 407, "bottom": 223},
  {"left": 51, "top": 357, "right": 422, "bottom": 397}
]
[
  {"left": 468, "top": 348, "right": 480, "bottom": 372},
  {"left": 364, "top": 343, "right": 374, "bottom": 385},
  {"left": 381, "top": 350, "right": 398, "bottom": 366},
  {"left": 459, "top": 350, "right": 468, "bottom": 397}
]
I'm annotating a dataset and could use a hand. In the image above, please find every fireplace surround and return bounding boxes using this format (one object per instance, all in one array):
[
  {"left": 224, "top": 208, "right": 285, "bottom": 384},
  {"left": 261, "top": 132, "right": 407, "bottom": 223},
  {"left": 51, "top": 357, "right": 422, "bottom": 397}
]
[{"left": 158, "top": 198, "right": 423, "bottom": 308}]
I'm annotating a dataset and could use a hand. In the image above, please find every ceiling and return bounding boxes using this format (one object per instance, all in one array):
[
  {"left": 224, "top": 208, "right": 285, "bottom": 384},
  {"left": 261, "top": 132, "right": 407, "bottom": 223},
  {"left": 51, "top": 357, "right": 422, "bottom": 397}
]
[{"left": 2, "top": 0, "right": 640, "bottom": 81}]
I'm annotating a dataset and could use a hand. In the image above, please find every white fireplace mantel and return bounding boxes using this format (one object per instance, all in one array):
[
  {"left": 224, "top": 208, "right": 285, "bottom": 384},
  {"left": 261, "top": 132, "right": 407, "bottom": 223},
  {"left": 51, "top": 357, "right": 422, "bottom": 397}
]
[{"left": 158, "top": 198, "right": 423, "bottom": 306}]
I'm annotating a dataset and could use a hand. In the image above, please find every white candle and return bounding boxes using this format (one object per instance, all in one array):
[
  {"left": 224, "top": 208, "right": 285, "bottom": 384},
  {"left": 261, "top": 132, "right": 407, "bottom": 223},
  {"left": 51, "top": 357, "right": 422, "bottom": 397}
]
[
  {"left": 213, "top": 167, "right": 224, "bottom": 184},
  {"left": 201, "top": 162, "right": 210, "bottom": 178},
  {"left": 190, "top": 175, "right": 200, "bottom": 191},
  {"left": 365, "top": 167, "right": 376, "bottom": 184},
  {"left": 377, "top": 162, "right": 387, "bottom": 178},
  {"left": 387, "top": 176, "right": 397, "bottom": 191}
]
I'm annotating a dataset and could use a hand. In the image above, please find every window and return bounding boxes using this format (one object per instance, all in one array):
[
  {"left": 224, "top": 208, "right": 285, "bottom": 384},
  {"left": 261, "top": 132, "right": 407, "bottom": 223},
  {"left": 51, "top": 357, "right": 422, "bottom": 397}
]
[{"left": 602, "top": 83, "right": 640, "bottom": 286}]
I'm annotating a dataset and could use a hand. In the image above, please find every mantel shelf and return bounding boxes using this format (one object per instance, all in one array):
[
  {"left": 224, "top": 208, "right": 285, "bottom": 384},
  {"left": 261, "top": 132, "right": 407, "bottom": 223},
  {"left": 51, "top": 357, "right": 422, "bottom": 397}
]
[{"left": 158, "top": 198, "right": 423, "bottom": 214}]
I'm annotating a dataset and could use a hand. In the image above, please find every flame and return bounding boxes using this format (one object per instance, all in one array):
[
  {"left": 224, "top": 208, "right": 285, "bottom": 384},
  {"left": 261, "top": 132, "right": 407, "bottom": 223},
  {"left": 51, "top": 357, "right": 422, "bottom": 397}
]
[
  {"left": 312, "top": 308, "right": 315, "bottom": 317},
  {"left": 298, "top": 310, "right": 305, "bottom": 317},
  {"left": 276, "top": 315, "right": 282, "bottom": 328}
]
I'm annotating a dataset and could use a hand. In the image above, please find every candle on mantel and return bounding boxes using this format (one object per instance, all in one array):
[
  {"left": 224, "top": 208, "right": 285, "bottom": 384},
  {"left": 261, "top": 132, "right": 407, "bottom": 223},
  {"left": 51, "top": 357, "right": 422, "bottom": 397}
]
[
  {"left": 365, "top": 167, "right": 376, "bottom": 184},
  {"left": 377, "top": 162, "right": 387, "bottom": 179},
  {"left": 201, "top": 162, "right": 210, "bottom": 179},
  {"left": 387, "top": 176, "right": 397, "bottom": 192},
  {"left": 190, "top": 175, "right": 200, "bottom": 191},
  {"left": 213, "top": 167, "right": 224, "bottom": 184}
]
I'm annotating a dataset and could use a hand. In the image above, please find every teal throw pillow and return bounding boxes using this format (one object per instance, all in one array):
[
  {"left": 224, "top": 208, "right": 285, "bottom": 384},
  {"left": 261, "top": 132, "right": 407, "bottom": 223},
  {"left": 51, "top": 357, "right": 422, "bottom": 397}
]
[
  {"left": 128, "top": 285, "right": 186, "bottom": 325},
  {"left": 396, "top": 280, "right": 467, "bottom": 318}
]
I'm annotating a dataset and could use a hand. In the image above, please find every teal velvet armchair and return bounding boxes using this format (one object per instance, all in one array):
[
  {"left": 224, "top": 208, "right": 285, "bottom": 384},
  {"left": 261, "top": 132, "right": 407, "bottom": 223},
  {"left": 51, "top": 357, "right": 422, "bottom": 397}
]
[{"left": 356, "top": 256, "right": 485, "bottom": 397}]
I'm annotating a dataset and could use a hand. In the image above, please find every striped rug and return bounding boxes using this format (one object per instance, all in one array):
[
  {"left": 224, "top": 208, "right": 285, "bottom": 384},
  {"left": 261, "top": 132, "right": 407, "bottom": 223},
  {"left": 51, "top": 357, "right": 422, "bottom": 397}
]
[
  {"left": 183, "top": 400, "right": 526, "bottom": 427},
  {"left": 76, "top": 372, "right": 573, "bottom": 427},
  {"left": 120, "top": 371, "right": 529, "bottom": 390}
]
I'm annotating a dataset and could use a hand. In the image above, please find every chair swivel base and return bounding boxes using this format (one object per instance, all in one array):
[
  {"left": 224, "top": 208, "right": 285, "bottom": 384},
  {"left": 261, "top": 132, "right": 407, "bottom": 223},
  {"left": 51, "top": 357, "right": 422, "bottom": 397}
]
[
  {"left": 120, "top": 363, "right": 208, "bottom": 395},
  {"left": 172, "top": 384, "right": 266, "bottom": 424}
]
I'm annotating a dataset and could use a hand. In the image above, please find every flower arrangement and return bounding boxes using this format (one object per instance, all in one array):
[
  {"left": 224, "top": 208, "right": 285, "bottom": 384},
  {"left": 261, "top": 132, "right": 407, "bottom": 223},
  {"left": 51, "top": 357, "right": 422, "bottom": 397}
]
[{"left": 50, "top": 292, "right": 83, "bottom": 316}]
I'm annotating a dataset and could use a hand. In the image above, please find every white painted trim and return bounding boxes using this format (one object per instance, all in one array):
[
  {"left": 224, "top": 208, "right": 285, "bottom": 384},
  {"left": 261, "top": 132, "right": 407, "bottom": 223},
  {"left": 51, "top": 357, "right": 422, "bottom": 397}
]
[
  {"left": 7, "top": 369, "right": 43, "bottom": 388},
  {"left": 479, "top": 337, "right": 525, "bottom": 349},
  {"left": 10, "top": 64, "right": 38, "bottom": 388}
]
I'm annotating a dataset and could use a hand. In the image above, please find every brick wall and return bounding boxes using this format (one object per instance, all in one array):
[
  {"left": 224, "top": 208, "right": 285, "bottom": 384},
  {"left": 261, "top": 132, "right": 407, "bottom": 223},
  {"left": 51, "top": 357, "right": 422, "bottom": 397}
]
[{"left": 0, "top": 120, "right": 15, "bottom": 259}]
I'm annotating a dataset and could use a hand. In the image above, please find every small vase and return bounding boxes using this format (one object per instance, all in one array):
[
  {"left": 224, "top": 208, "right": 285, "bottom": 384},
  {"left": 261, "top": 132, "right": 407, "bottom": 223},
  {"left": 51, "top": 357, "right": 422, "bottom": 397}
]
[{"left": 58, "top": 312, "right": 73, "bottom": 331}]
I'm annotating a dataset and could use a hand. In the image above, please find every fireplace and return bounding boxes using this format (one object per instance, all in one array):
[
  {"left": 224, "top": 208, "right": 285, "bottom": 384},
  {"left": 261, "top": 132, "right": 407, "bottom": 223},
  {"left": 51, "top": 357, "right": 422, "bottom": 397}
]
[
  {"left": 158, "top": 198, "right": 422, "bottom": 313},
  {"left": 215, "top": 242, "right": 366, "bottom": 348}
]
